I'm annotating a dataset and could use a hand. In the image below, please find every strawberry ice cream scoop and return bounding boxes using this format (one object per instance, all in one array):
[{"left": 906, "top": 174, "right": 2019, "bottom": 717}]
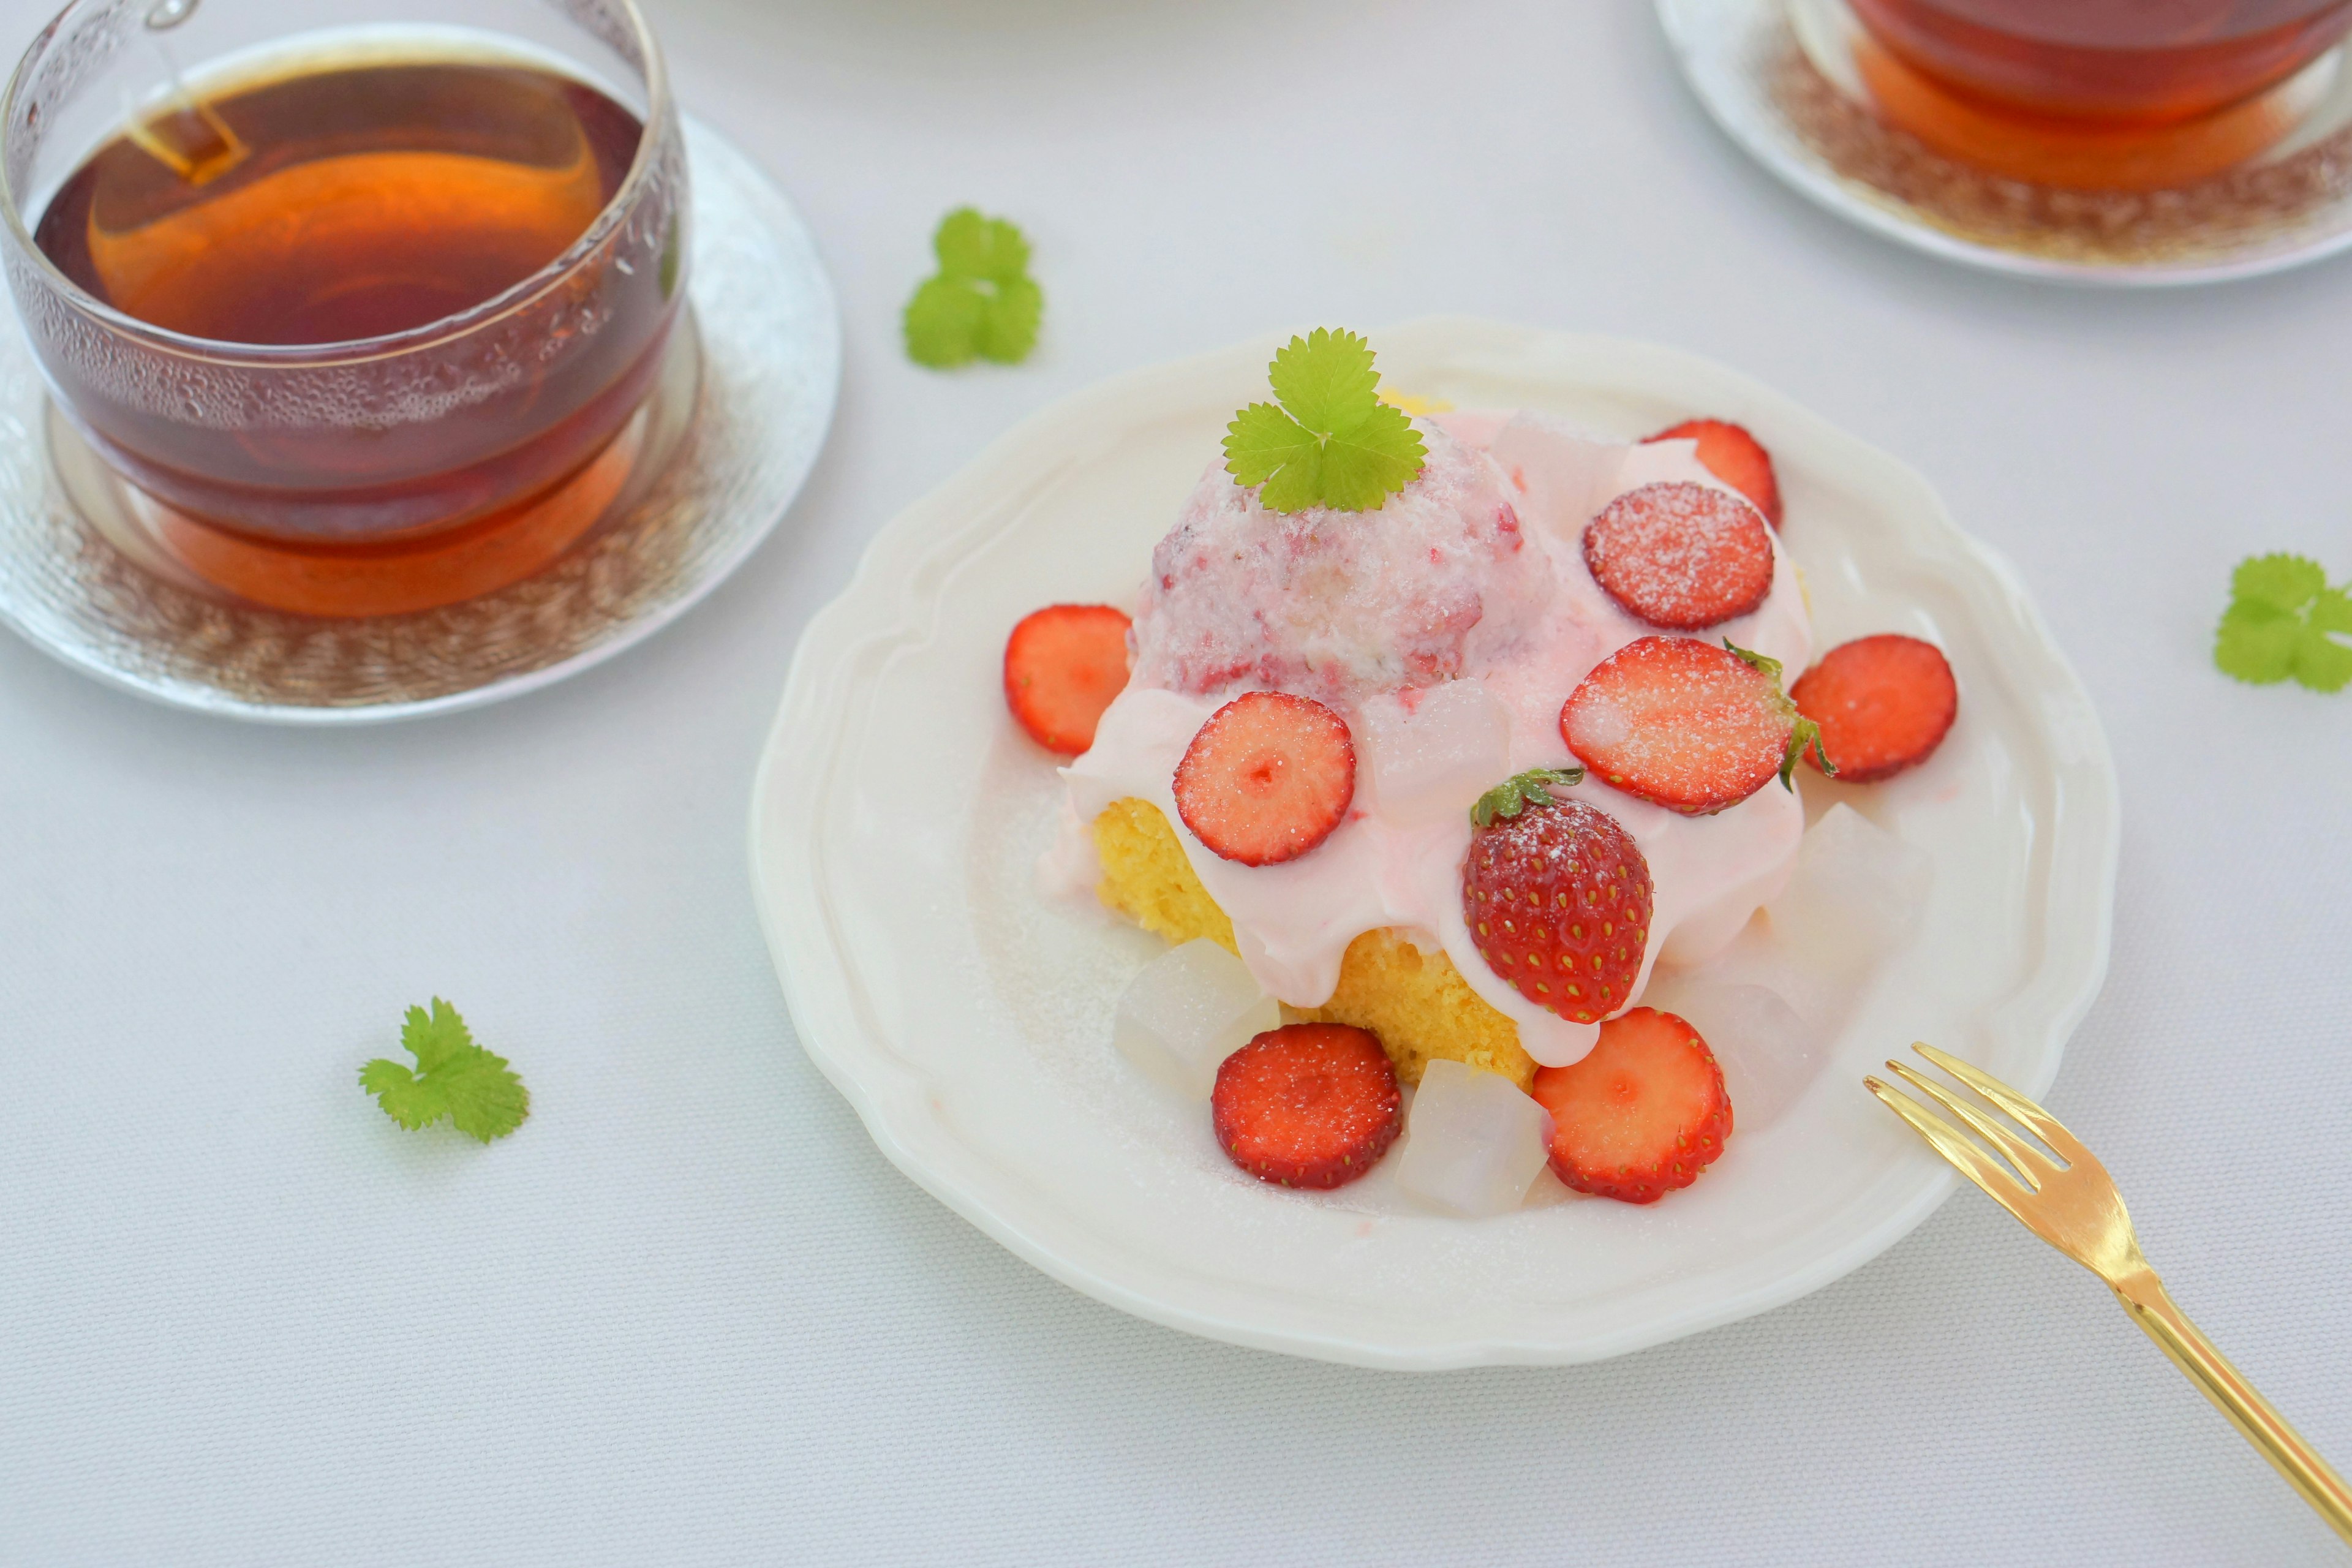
[{"left": 1129, "top": 422, "right": 1550, "bottom": 706}]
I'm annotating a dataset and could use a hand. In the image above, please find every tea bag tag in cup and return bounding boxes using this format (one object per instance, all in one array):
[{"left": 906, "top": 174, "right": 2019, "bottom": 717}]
[{"left": 128, "top": 0, "right": 247, "bottom": 185}]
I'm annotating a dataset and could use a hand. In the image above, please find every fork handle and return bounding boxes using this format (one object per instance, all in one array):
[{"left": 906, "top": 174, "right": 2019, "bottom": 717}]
[{"left": 2113, "top": 1269, "right": 2352, "bottom": 1547}]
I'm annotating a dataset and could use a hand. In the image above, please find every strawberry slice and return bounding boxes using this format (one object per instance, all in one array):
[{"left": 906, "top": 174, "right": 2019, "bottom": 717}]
[
  {"left": 1529, "top": 1007, "right": 1732, "bottom": 1204},
  {"left": 1791, "top": 633, "right": 1958, "bottom": 783},
  {"left": 1173, "top": 690, "right": 1356, "bottom": 865},
  {"left": 1003, "top": 604, "right": 1133, "bottom": 755},
  {"left": 1645, "top": 418, "right": 1782, "bottom": 528},
  {"left": 1212, "top": 1022, "right": 1401, "bottom": 1189},
  {"left": 1584, "top": 482, "right": 1774, "bottom": 631},
  {"left": 1560, "top": 636, "right": 1828, "bottom": 815},
  {"left": 1462, "top": 775, "right": 1654, "bottom": 1026}
]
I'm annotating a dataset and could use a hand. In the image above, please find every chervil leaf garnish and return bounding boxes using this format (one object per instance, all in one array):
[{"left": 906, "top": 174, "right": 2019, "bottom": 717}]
[
  {"left": 1223, "top": 328, "right": 1428, "bottom": 513},
  {"left": 360, "top": 999, "right": 529, "bottom": 1143},
  {"left": 2215, "top": 552, "right": 2352, "bottom": 693},
  {"left": 903, "top": 208, "right": 1043, "bottom": 368},
  {"left": 1471, "top": 766, "right": 1587, "bottom": 827}
]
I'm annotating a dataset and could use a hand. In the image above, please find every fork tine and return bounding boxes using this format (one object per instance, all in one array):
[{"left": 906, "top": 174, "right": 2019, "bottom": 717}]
[
  {"left": 1911, "top": 1042, "right": 2090, "bottom": 1165},
  {"left": 1885, "top": 1060, "right": 2049, "bottom": 1190},
  {"left": 1864, "top": 1075, "right": 2038, "bottom": 1225}
]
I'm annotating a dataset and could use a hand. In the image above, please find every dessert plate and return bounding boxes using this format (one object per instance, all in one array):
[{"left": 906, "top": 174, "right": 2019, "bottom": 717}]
[
  {"left": 0, "top": 118, "right": 839, "bottom": 723},
  {"left": 1661, "top": 0, "right": 2352, "bottom": 285},
  {"left": 750, "top": 317, "right": 2119, "bottom": 1369}
]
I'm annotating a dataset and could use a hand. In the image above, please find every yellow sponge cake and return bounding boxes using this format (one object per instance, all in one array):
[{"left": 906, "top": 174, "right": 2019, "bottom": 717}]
[{"left": 1091, "top": 798, "right": 1537, "bottom": 1090}]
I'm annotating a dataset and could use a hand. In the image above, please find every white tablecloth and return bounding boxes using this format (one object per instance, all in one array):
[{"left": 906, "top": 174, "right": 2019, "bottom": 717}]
[{"left": 5, "top": 2, "right": 2348, "bottom": 1562}]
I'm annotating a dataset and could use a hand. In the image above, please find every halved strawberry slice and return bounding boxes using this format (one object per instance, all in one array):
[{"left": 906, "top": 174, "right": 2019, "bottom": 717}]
[
  {"left": 1791, "top": 633, "right": 1958, "bottom": 782},
  {"left": 1173, "top": 691, "right": 1356, "bottom": 865},
  {"left": 1003, "top": 604, "right": 1133, "bottom": 755},
  {"left": 1213, "top": 1022, "right": 1401, "bottom": 1189},
  {"left": 1529, "top": 1007, "right": 1732, "bottom": 1204},
  {"left": 1584, "top": 481, "right": 1774, "bottom": 631},
  {"left": 1560, "top": 636, "right": 1829, "bottom": 815},
  {"left": 1645, "top": 418, "right": 1782, "bottom": 528}
]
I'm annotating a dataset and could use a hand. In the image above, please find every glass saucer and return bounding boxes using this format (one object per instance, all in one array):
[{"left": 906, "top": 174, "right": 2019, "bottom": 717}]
[
  {"left": 1659, "top": 0, "right": 2352, "bottom": 284},
  {"left": 0, "top": 117, "right": 840, "bottom": 723}
]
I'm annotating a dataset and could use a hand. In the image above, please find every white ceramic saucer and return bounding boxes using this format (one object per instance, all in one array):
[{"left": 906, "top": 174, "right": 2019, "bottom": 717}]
[
  {"left": 1661, "top": 0, "right": 2352, "bottom": 285},
  {"left": 0, "top": 118, "right": 839, "bottom": 723},
  {"left": 749, "top": 317, "right": 2119, "bottom": 1369}
]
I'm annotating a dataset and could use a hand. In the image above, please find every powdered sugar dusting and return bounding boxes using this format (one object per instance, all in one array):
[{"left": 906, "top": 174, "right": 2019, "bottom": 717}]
[
  {"left": 1564, "top": 639, "right": 1787, "bottom": 807},
  {"left": 1583, "top": 481, "right": 1774, "bottom": 631}
]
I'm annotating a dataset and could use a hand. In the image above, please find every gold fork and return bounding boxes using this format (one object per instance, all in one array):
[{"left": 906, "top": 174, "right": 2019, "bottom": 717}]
[{"left": 1867, "top": 1043, "right": 2352, "bottom": 1547}]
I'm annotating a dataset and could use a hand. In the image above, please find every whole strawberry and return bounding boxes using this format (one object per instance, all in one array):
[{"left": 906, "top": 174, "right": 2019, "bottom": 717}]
[{"left": 1461, "top": 770, "right": 1654, "bottom": 1026}]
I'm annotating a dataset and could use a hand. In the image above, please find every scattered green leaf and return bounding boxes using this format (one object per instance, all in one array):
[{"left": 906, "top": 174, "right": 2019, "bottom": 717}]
[
  {"left": 933, "top": 206, "right": 1030, "bottom": 281},
  {"left": 360, "top": 999, "right": 529, "bottom": 1143},
  {"left": 1223, "top": 328, "right": 1428, "bottom": 513},
  {"left": 2215, "top": 552, "right": 2352, "bottom": 693},
  {"left": 903, "top": 208, "right": 1042, "bottom": 368},
  {"left": 1471, "top": 766, "right": 1587, "bottom": 827}
]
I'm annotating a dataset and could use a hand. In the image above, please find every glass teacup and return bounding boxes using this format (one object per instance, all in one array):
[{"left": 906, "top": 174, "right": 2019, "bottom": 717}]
[
  {"left": 0, "top": 0, "right": 694, "bottom": 616},
  {"left": 1828, "top": 0, "right": 2352, "bottom": 187}
]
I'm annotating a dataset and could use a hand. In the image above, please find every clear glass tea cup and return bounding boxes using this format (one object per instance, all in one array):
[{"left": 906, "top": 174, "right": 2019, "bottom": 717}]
[
  {"left": 1846, "top": 0, "right": 2352, "bottom": 124},
  {"left": 1826, "top": 0, "right": 2352, "bottom": 188},
  {"left": 0, "top": 0, "right": 693, "bottom": 616}
]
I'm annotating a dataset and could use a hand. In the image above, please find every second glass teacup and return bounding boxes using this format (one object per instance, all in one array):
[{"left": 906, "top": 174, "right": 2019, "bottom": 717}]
[
  {"left": 1822, "top": 0, "right": 2352, "bottom": 188},
  {"left": 0, "top": 0, "right": 694, "bottom": 616}
]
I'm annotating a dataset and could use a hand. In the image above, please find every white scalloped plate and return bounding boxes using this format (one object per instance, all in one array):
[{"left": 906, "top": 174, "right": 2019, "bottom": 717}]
[{"left": 748, "top": 317, "right": 2118, "bottom": 1369}]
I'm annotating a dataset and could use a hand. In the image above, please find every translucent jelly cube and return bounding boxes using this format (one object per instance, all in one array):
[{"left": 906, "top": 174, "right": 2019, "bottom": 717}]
[
  {"left": 1659, "top": 979, "right": 1822, "bottom": 1131},
  {"left": 1488, "top": 412, "right": 1625, "bottom": 537},
  {"left": 1112, "top": 938, "right": 1281, "bottom": 1099},
  {"left": 1361, "top": 679, "right": 1510, "bottom": 826},
  {"left": 1767, "top": 804, "right": 1934, "bottom": 974},
  {"left": 1395, "top": 1060, "right": 1553, "bottom": 1217}
]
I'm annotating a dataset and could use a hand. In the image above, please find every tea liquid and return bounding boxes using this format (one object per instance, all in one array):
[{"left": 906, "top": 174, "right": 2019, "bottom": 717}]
[
  {"left": 36, "top": 57, "right": 643, "bottom": 344},
  {"left": 1848, "top": 0, "right": 2352, "bottom": 121}
]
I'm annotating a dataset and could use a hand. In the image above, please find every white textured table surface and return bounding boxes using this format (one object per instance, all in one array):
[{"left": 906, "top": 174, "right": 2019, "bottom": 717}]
[{"left": 4, "top": 2, "right": 2349, "bottom": 1563}]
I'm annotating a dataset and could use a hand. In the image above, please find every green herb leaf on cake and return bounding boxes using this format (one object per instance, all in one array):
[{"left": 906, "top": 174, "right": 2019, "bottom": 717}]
[
  {"left": 2215, "top": 552, "right": 2352, "bottom": 693},
  {"left": 1223, "top": 328, "right": 1428, "bottom": 513},
  {"left": 360, "top": 998, "right": 530, "bottom": 1142},
  {"left": 903, "top": 208, "right": 1043, "bottom": 369},
  {"left": 1470, "top": 766, "right": 1587, "bottom": 827}
]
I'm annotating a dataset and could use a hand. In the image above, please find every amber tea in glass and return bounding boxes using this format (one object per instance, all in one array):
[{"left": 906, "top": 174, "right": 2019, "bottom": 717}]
[
  {"left": 1834, "top": 0, "right": 2352, "bottom": 187},
  {"left": 39, "top": 59, "right": 646, "bottom": 348},
  {"left": 1847, "top": 0, "right": 2352, "bottom": 122},
  {"left": 0, "top": 0, "right": 692, "bottom": 617}
]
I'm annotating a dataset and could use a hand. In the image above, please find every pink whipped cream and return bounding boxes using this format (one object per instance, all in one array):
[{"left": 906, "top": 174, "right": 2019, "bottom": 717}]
[{"left": 1046, "top": 412, "right": 1811, "bottom": 1068}]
